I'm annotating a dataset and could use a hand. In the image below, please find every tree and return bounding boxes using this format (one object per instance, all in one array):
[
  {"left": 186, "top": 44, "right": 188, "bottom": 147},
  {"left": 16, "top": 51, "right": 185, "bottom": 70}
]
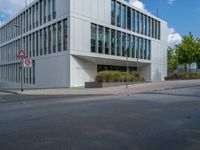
[
  {"left": 175, "top": 32, "right": 197, "bottom": 65},
  {"left": 167, "top": 47, "right": 177, "bottom": 70}
]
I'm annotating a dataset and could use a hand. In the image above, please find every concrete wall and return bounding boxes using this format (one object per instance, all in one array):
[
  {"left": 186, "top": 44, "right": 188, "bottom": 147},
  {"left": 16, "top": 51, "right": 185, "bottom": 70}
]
[{"left": 70, "top": 56, "right": 97, "bottom": 87}]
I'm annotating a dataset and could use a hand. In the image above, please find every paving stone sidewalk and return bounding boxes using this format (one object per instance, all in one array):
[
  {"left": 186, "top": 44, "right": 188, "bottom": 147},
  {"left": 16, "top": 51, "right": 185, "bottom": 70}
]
[{"left": 4, "top": 80, "right": 200, "bottom": 96}]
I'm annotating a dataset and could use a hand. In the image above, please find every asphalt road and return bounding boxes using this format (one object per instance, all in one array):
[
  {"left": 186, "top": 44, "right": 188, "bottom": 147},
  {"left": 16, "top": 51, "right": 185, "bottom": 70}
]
[{"left": 0, "top": 86, "right": 200, "bottom": 150}]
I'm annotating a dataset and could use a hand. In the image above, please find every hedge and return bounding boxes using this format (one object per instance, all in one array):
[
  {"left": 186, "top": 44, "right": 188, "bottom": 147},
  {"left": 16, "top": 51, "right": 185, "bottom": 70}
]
[
  {"left": 96, "top": 71, "right": 144, "bottom": 82},
  {"left": 165, "top": 73, "right": 200, "bottom": 80}
]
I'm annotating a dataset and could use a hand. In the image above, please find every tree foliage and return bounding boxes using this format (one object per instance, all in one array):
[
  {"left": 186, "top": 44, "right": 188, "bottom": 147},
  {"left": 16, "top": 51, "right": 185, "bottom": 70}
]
[
  {"left": 168, "top": 33, "right": 200, "bottom": 68},
  {"left": 167, "top": 47, "right": 177, "bottom": 70}
]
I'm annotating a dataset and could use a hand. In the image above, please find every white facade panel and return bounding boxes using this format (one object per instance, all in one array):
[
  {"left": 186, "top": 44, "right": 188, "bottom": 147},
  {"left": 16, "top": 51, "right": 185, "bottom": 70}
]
[{"left": 36, "top": 54, "right": 70, "bottom": 87}]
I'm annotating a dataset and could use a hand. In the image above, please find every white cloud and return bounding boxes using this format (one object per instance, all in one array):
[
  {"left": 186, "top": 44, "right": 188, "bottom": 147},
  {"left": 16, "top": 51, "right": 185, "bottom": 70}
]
[
  {"left": 168, "top": 27, "right": 182, "bottom": 47},
  {"left": 129, "top": 0, "right": 145, "bottom": 10},
  {"left": 168, "top": 0, "right": 176, "bottom": 5}
]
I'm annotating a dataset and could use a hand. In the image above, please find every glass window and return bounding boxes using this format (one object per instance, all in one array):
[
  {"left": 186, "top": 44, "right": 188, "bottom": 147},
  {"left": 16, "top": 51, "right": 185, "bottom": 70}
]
[
  {"left": 111, "top": 29, "right": 115, "bottom": 55},
  {"left": 105, "top": 28, "right": 110, "bottom": 55},
  {"left": 111, "top": 0, "right": 115, "bottom": 25},
  {"left": 44, "top": 28, "right": 47, "bottom": 55},
  {"left": 140, "top": 38, "right": 143, "bottom": 59},
  {"left": 117, "top": 31, "right": 121, "bottom": 56},
  {"left": 52, "top": 0, "right": 56, "bottom": 19},
  {"left": 135, "top": 36, "right": 139, "bottom": 59},
  {"left": 122, "top": 33, "right": 126, "bottom": 57},
  {"left": 158, "top": 21, "right": 161, "bottom": 40},
  {"left": 127, "top": 7, "right": 131, "bottom": 30},
  {"left": 122, "top": 5, "right": 126, "bottom": 29},
  {"left": 63, "top": 19, "right": 68, "bottom": 51},
  {"left": 48, "top": 26, "right": 51, "bottom": 54},
  {"left": 44, "top": 0, "right": 47, "bottom": 23},
  {"left": 144, "top": 39, "right": 147, "bottom": 59},
  {"left": 132, "top": 35, "right": 135, "bottom": 58},
  {"left": 91, "top": 24, "right": 97, "bottom": 53},
  {"left": 116, "top": 2, "right": 121, "bottom": 27},
  {"left": 144, "top": 15, "right": 147, "bottom": 36},
  {"left": 140, "top": 13, "right": 143, "bottom": 34},
  {"left": 36, "top": 31, "right": 39, "bottom": 56},
  {"left": 151, "top": 18, "right": 154, "bottom": 38},
  {"left": 53, "top": 24, "right": 56, "bottom": 53},
  {"left": 48, "top": 0, "right": 51, "bottom": 21},
  {"left": 127, "top": 34, "right": 131, "bottom": 57},
  {"left": 132, "top": 9, "right": 135, "bottom": 32},
  {"left": 98, "top": 26, "right": 104, "bottom": 54},
  {"left": 40, "top": 30, "right": 43, "bottom": 55},
  {"left": 36, "top": 3, "right": 38, "bottom": 27},
  {"left": 40, "top": 1, "right": 42, "bottom": 25},
  {"left": 57, "top": 22, "right": 62, "bottom": 52},
  {"left": 33, "top": 33, "right": 35, "bottom": 57},
  {"left": 135, "top": 11, "right": 139, "bottom": 33},
  {"left": 155, "top": 20, "right": 157, "bottom": 39},
  {"left": 148, "top": 40, "right": 151, "bottom": 60}
]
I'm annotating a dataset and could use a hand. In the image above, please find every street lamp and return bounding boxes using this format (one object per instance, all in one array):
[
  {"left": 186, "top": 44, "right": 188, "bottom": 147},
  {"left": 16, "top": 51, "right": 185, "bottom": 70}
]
[{"left": 15, "top": 24, "right": 24, "bottom": 92}]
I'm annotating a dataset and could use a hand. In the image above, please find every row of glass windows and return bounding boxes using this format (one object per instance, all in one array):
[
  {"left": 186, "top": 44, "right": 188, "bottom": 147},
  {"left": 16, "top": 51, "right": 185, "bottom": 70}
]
[
  {"left": 0, "top": 61, "right": 35, "bottom": 85},
  {"left": 0, "top": 19, "right": 68, "bottom": 64},
  {"left": 111, "top": 0, "right": 161, "bottom": 40},
  {"left": 91, "top": 23, "right": 151, "bottom": 60},
  {"left": 0, "top": 0, "right": 56, "bottom": 44}
]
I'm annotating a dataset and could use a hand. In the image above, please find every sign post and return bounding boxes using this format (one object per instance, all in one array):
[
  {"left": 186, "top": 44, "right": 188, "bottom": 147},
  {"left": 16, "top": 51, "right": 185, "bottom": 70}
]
[{"left": 17, "top": 50, "right": 27, "bottom": 92}]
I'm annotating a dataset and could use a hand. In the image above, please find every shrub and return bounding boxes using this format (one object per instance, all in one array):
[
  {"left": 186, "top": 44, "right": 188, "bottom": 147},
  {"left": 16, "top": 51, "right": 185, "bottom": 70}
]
[
  {"left": 165, "top": 73, "right": 200, "bottom": 80},
  {"left": 96, "top": 71, "right": 144, "bottom": 83}
]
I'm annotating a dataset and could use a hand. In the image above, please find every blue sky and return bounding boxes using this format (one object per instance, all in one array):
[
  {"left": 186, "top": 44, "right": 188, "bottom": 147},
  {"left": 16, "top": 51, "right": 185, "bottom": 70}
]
[{"left": 141, "top": 0, "right": 200, "bottom": 37}]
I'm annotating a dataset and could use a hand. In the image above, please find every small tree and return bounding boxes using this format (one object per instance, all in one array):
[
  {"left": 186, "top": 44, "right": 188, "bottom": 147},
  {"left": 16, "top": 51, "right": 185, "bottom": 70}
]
[
  {"left": 167, "top": 47, "right": 177, "bottom": 70},
  {"left": 176, "top": 32, "right": 197, "bottom": 66}
]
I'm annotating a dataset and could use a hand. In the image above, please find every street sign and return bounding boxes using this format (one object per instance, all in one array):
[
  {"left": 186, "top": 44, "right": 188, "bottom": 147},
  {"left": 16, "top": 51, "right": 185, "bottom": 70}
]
[
  {"left": 17, "top": 50, "right": 27, "bottom": 59},
  {"left": 23, "top": 59, "right": 32, "bottom": 68}
]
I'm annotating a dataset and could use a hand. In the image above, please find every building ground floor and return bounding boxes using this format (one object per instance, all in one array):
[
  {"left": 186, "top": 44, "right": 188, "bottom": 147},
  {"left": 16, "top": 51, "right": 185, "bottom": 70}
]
[{"left": 0, "top": 50, "right": 167, "bottom": 89}]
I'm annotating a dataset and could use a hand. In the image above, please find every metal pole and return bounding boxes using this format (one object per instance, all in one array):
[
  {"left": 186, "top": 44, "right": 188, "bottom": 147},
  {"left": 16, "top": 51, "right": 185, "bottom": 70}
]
[{"left": 126, "top": 52, "right": 128, "bottom": 89}]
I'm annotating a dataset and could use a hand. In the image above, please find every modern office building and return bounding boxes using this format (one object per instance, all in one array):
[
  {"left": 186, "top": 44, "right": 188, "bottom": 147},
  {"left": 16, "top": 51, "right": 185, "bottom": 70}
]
[{"left": 0, "top": 0, "right": 169, "bottom": 88}]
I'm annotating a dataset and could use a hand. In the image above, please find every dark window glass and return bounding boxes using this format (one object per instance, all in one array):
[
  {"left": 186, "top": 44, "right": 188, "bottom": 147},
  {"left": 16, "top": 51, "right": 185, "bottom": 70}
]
[
  {"left": 105, "top": 28, "right": 110, "bottom": 54},
  {"left": 140, "top": 13, "right": 143, "bottom": 34},
  {"left": 127, "top": 7, "right": 131, "bottom": 30},
  {"left": 132, "top": 9, "right": 135, "bottom": 32},
  {"left": 140, "top": 38, "right": 143, "bottom": 59},
  {"left": 98, "top": 26, "right": 104, "bottom": 54},
  {"left": 116, "top": 2, "right": 121, "bottom": 27},
  {"left": 122, "top": 33, "right": 126, "bottom": 57},
  {"left": 135, "top": 11, "right": 139, "bottom": 33},
  {"left": 117, "top": 31, "right": 121, "bottom": 56},
  {"left": 58, "top": 22, "right": 62, "bottom": 52},
  {"left": 158, "top": 21, "right": 161, "bottom": 40},
  {"left": 44, "top": 28, "right": 47, "bottom": 55},
  {"left": 111, "top": 0, "right": 115, "bottom": 25},
  {"left": 52, "top": 0, "right": 56, "bottom": 19},
  {"left": 132, "top": 35, "right": 135, "bottom": 58},
  {"left": 127, "top": 34, "right": 131, "bottom": 57},
  {"left": 122, "top": 5, "right": 126, "bottom": 29},
  {"left": 144, "top": 39, "right": 147, "bottom": 59},
  {"left": 91, "top": 24, "right": 97, "bottom": 53},
  {"left": 53, "top": 24, "right": 56, "bottom": 53},
  {"left": 48, "top": 26, "right": 51, "bottom": 54},
  {"left": 135, "top": 36, "right": 139, "bottom": 59},
  {"left": 63, "top": 19, "right": 68, "bottom": 51},
  {"left": 111, "top": 29, "right": 115, "bottom": 55}
]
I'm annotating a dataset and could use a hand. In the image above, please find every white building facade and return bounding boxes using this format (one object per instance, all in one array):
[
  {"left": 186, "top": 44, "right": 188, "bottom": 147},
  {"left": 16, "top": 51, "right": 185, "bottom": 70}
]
[{"left": 0, "top": 0, "right": 169, "bottom": 88}]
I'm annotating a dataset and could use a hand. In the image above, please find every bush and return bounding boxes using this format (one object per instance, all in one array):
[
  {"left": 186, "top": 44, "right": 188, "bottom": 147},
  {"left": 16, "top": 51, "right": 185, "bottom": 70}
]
[
  {"left": 96, "top": 71, "right": 144, "bottom": 83},
  {"left": 165, "top": 73, "right": 200, "bottom": 80}
]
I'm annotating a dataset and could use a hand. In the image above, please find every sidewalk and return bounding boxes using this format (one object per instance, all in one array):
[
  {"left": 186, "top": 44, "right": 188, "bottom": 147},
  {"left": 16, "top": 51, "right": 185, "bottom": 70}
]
[{"left": 5, "top": 80, "right": 199, "bottom": 96}]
